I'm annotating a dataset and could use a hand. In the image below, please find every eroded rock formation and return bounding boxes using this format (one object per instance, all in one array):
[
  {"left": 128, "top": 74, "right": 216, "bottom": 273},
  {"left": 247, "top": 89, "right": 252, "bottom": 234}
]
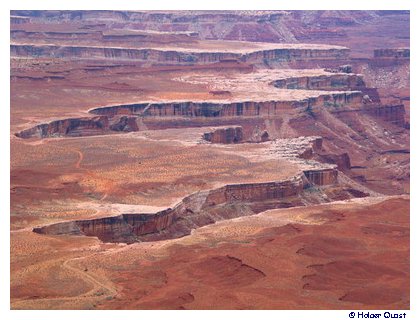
[
  {"left": 15, "top": 115, "right": 141, "bottom": 139},
  {"left": 270, "top": 74, "right": 365, "bottom": 91},
  {"left": 10, "top": 43, "right": 349, "bottom": 66},
  {"left": 203, "top": 126, "right": 269, "bottom": 144},
  {"left": 15, "top": 93, "right": 364, "bottom": 139},
  {"left": 303, "top": 168, "right": 338, "bottom": 186},
  {"left": 203, "top": 126, "right": 243, "bottom": 144},
  {"left": 374, "top": 48, "right": 409, "bottom": 59},
  {"left": 33, "top": 169, "right": 364, "bottom": 244},
  {"left": 15, "top": 116, "right": 109, "bottom": 139}
]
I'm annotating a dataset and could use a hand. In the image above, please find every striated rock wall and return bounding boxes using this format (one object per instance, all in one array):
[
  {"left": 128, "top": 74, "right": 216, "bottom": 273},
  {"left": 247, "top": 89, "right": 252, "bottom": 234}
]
[
  {"left": 11, "top": 30, "right": 100, "bottom": 41},
  {"left": 303, "top": 168, "right": 338, "bottom": 186},
  {"left": 10, "top": 15, "right": 30, "bottom": 24},
  {"left": 11, "top": 29, "right": 199, "bottom": 43},
  {"left": 271, "top": 74, "right": 365, "bottom": 91},
  {"left": 374, "top": 48, "right": 409, "bottom": 59},
  {"left": 363, "top": 104, "right": 406, "bottom": 127},
  {"left": 34, "top": 172, "right": 342, "bottom": 243},
  {"left": 33, "top": 167, "right": 366, "bottom": 244},
  {"left": 109, "top": 116, "right": 139, "bottom": 132},
  {"left": 16, "top": 93, "right": 364, "bottom": 139},
  {"left": 34, "top": 210, "right": 175, "bottom": 244},
  {"left": 205, "top": 175, "right": 307, "bottom": 206},
  {"left": 330, "top": 104, "right": 406, "bottom": 127},
  {"left": 316, "top": 153, "right": 351, "bottom": 171},
  {"left": 15, "top": 115, "right": 141, "bottom": 139},
  {"left": 90, "top": 93, "right": 363, "bottom": 118},
  {"left": 311, "top": 137, "right": 323, "bottom": 152},
  {"left": 203, "top": 126, "right": 244, "bottom": 144},
  {"left": 15, "top": 116, "right": 110, "bottom": 139},
  {"left": 10, "top": 44, "right": 349, "bottom": 65}
]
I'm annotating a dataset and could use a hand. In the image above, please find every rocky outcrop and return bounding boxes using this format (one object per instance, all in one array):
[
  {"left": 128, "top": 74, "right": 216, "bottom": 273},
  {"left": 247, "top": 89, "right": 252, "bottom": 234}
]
[
  {"left": 326, "top": 103, "right": 406, "bottom": 127},
  {"left": 303, "top": 168, "right": 338, "bottom": 186},
  {"left": 270, "top": 73, "right": 382, "bottom": 105},
  {"left": 11, "top": 30, "right": 99, "bottom": 41},
  {"left": 203, "top": 126, "right": 269, "bottom": 144},
  {"left": 315, "top": 153, "right": 351, "bottom": 171},
  {"left": 102, "top": 30, "right": 199, "bottom": 43},
  {"left": 15, "top": 116, "right": 110, "bottom": 139},
  {"left": 205, "top": 175, "right": 306, "bottom": 206},
  {"left": 203, "top": 126, "right": 243, "bottom": 144},
  {"left": 374, "top": 48, "right": 409, "bottom": 59},
  {"left": 296, "top": 137, "right": 351, "bottom": 171},
  {"left": 89, "top": 93, "right": 363, "bottom": 118},
  {"left": 325, "top": 65, "right": 353, "bottom": 73},
  {"left": 11, "top": 28, "right": 198, "bottom": 43},
  {"left": 33, "top": 210, "right": 175, "bottom": 244},
  {"left": 10, "top": 43, "right": 349, "bottom": 65},
  {"left": 15, "top": 115, "right": 140, "bottom": 139},
  {"left": 109, "top": 116, "right": 139, "bottom": 132},
  {"left": 270, "top": 74, "right": 365, "bottom": 91},
  {"left": 16, "top": 91, "right": 364, "bottom": 139},
  {"left": 363, "top": 104, "right": 406, "bottom": 127},
  {"left": 10, "top": 15, "right": 30, "bottom": 24},
  {"left": 33, "top": 169, "right": 360, "bottom": 243}
]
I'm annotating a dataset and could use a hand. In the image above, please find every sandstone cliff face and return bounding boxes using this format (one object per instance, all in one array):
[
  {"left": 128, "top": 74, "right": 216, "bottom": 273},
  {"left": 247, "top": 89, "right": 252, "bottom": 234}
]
[
  {"left": 271, "top": 74, "right": 365, "bottom": 91},
  {"left": 89, "top": 93, "right": 363, "bottom": 118},
  {"left": 203, "top": 126, "right": 269, "bottom": 144},
  {"left": 33, "top": 169, "right": 356, "bottom": 244},
  {"left": 15, "top": 114, "right": 143, "bottom": 139},
  {"left": 34, "top": 210, "right": 175, "bottom": 244},
  {"left": 203, "top": 126, "right": 243, "bottom": 144},
  {"left": 303, "top": 168, "right": 338, "bottom": 186},
  {"left": 10, "top": 43, "right": 349, "bottom": 66},
  {"left": 325, "top": 103, "right": 406, "bottom": 128},
  {"left": 11, "top": 30, "right": 100, "bottom": 41},
  {"left": 363, "top": 104, "right": 406, "bottom": 127},
  {"left": 316, "top": 153, "right": 351, "bottom": 171},
  {"left": 109, "top": 116, "right": 139, "bottom": 132},
  {"left": 16, "top": 92, "right": 364, "bottom": 139},
  {"left": 15, "top": 116, "right": 109, "bottom": 139},
  {"left": 297, "top": 137, "right": 352, "bottom": 171},
  {"left": 205, "top": 175, "right": 306, "bottom": 206},
  {"left": 374, "top": 48, "right": 409, "bottom": 59}
]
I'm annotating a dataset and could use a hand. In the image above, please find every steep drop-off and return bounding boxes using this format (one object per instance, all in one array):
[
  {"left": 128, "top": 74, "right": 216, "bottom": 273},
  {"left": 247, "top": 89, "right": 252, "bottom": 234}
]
[{"left": 33, "top": 169, "right": 367, "bottom": 244}]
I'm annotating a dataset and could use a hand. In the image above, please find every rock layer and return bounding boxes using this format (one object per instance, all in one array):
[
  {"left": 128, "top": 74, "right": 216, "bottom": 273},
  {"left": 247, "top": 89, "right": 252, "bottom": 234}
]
[
  {"left": 374, "top": 48, "right": 409, "bottom": 59},
  {"left": 33, "top": 169, "right": 362, "bottom": 244},
  {"left": 303, "top": 168, "right": 338, "bottom": 186},
  {"left": 203, "top": 126, "right": 244, "bottom": 144},
  {"left": 15, "top": 93, "right": 363, "bottom": 139},
  {"left": 10, "top": 43, "right": 349, "bottom": 65}
]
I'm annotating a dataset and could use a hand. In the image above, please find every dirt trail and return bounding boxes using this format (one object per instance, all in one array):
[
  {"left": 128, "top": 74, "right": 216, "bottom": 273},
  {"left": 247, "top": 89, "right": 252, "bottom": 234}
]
[
  {"left": 12, "top": 250, "right": 118, "bottom": 309},
  {"left": 62, "top": 254, "right": 117, "bottom": 298}
]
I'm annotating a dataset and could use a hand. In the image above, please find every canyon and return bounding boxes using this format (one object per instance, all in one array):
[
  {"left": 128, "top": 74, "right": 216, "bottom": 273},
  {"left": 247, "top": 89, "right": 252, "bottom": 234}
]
[{"left": 10, "top": 10, "right": 409, "bottom": 311}]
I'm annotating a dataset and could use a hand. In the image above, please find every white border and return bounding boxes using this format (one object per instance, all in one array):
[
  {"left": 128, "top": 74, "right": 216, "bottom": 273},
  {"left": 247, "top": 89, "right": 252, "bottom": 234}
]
[{"left": 2, "top": 1, "right": 416, "bottom": 320}]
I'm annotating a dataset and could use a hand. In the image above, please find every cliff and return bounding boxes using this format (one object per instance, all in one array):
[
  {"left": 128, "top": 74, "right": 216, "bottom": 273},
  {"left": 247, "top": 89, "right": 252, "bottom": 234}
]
[
  {"left": 303, "top": 168, "right": 338, "bottom": 186},
  {"left": 15, "top": 115, "right": 141, "bottom": 139},
  {"left": 373, "top": 48, "right": 409, "bottom": 59},
  {"left": 270, "top": 74, "right": 365, "bottom": 91},
  {"left": 10, "top": 43, "right": 349, "bottom": 66},
  {"left": 32, "top": 168, "right": 362, "bottom": 244},
  {"left": 15, "top": 116, "right": 109, "bottom": 139},
  {"left": 363, "top": 104, "right": 406, "bottom": 127},
  {"left": 203, "top": 126, "right": 244, "bottom": 144},
  {"left": 16, "top": 92, "right": 364, "bottom": 139},
  {"left": 89, "top": 93, "right": 363, "bottom": 118}
]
